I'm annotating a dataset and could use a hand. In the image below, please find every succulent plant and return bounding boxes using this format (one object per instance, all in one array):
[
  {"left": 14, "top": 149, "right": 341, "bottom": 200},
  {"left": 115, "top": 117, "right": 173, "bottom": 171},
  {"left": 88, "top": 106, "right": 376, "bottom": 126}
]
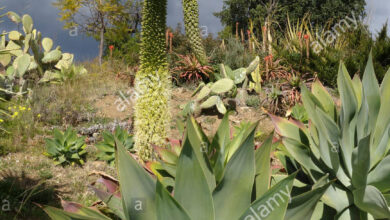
[
  {"left": 96, "top": 127, "right": 134, "bottom": 166},
  {"left": 271, "top": 54, "right": 390, "bottom": 219},
  {"left": 43, "top": 115, "right": 330, "bottom": 220},
  {"left": 182, "top": 0, "right": 208, "bottom": 65},
  {"left": 134, "top": 0, "right": 170, "bottom": 161},
  {"left": 0, "top": 12, "right": 79, "bottom": 93},
  {"left": 182, "top": 78, "right": 236, "bottom": 115},
  {"left": 44, "top": 127, "right": 87, "bottom": 166}
]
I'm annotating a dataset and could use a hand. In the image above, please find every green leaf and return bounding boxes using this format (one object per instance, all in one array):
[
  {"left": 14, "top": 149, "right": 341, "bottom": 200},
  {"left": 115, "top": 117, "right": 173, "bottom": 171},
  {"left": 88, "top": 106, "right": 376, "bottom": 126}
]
[
  {"left": 213, "top": 124, "right": 256, "bottom": 220},
  {"left": 186, "top": 117, "right": 215, "bottom": 190},
  {"left": 174, "top": 135, "right": 215, "bottom": 220},
  {"left": 285, "top": 179, "right": 332, "bottom": 220},
  {"left": 155, "top": 181, "right": 191, "bottom": 220},
  {"left": 311, "top": 80, "right": 336, "bottom": 120},
  {"left": 239, "top": 172, "right": 296, "bottom": 220},
  {"left": 352, "top": 135, "right": 371, "bottom": 188},
  {"left": 368, "top": 155, "right": 390, "bottom": 192},
  {"left": 200, "top": 96, "right": 220, "bottom": 109},
  {"left": 196, "top": 86, "right": 211, "bottom": 101},
  {"left": 116, "top": 139, "right": 156, "bottom": 220},
  {"left": 353, "top": 185, "right": 390, "bottom": 219},
  {"left": 254, "top": 133, "right": 273, "bottom": 199}
]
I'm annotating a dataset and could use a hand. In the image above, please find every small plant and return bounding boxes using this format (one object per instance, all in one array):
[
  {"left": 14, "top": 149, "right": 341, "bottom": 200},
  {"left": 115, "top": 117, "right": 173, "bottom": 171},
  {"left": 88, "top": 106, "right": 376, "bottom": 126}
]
[
  {"left": 245, "top": 95, "right": 261, "bottom": 108},
  {"left": 44, "top": 127, "right": 87, "bottom": 166},
  {"left": 96, "top": 127, "right": 134, "bottom": 166},
  {"left": 172, "top": 54, "right": 213, "bottom": 83}
]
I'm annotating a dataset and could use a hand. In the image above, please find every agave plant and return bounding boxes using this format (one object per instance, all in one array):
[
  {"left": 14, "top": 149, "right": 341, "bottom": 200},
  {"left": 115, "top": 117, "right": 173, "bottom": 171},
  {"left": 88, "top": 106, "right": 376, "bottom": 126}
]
[
  {"left": 270, "top": 54, "right": 390, "bottom": 219},
  {"left": 44, "top": 127, "right": 87, "bottom": 166},
  {"left": 43, "top": 115, "right": 330, "bottom": 220},
  {"left": 96, "top": 127, "right": 134, "bottom": 166}
]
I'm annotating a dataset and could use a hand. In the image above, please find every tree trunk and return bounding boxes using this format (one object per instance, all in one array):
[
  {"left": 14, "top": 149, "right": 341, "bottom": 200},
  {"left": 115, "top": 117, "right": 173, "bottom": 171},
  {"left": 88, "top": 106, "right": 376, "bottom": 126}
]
[{"left": 99, "top": 27, "right": 104, "bottom": 66}]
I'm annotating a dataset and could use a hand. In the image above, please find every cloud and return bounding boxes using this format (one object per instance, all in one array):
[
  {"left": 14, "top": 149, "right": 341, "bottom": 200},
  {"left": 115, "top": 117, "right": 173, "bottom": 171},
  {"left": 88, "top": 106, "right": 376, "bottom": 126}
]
[{"left": 0, "top": 0, "right": 388, "bottom": 60}]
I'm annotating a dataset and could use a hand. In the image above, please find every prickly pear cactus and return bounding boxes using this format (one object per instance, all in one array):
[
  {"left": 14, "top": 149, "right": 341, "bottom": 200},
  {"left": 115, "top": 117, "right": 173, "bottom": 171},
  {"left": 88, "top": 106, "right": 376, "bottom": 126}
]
[{"left": 0, "top": 12, "right": 78, "bottom": 91}]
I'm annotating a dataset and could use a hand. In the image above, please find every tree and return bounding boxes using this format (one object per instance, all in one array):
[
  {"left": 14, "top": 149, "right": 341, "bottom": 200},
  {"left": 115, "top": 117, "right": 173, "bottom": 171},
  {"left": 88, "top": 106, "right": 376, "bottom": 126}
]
[
  {"left": 53, "top": 0, "right": 137, "bottom": 65},
  {"left": 134, "top": 0, "right": 169, "bottom": 161},
  {"left": 215, "top": 0, "right": 366, "bottom": 37},
  {"left": 182, "top": 0, "right": 207, "bottom": 64}
]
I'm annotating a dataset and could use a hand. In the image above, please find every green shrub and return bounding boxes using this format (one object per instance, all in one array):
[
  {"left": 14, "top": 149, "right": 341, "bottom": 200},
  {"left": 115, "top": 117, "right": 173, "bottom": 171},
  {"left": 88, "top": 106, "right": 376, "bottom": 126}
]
[
  {"left": 44, "top": 127, "right": 87, "bottom": 166},
  {"left": 245, "top": 95, "right": 261, "bottom": 108}
]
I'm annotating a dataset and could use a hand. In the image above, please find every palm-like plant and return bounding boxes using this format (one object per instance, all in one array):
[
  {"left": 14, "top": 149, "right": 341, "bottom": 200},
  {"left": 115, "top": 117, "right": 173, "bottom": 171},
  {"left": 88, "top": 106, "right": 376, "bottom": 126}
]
[
  {"left": 43, "top": 116, "right": 330, "bottom": 220},
  {"left": 134, "top": 0, "right": 170, "bottom": 161},
  {"left": 271, "top": 53, "right": 390, "bottom": 219}
]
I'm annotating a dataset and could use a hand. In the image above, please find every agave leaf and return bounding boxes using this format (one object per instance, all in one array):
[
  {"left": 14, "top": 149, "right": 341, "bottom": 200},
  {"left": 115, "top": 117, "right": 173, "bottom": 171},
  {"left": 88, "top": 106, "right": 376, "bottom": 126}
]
[
  {"left": 372, "top": 68, "right": 390, "bottom": 165},
  {"left": 174, "top": 134, "right": 215, "bottom": 220},
  {"left": 90, "top": 187, "right": 125, "bottom": 219},
  {"left": 368, "top": 154, "right": 390, "bottom": 192},
  {"left": 116, "top": 139, "right": 157, "bottom": 220},
  {"left": 351, "top": 75, "right": 363, "bottom": 109},
  {"left": 353, "top": 185, "right": 390, "bottom": 219},
  {"left": 225, "top": 121, "right": 258, "bottom": 162},
  {"left": 155, "top": 181, "right": 191, "bottom": 220},
  {"left": 213, "top": 123, "right": 256, "bottom": 220},
  {"left": 254, "top": 133, "right": 273, "bottom": 199},
  {"left": 362, "top": 52, "right": 381, "bottom": 132},
  {"left": 351, "top": 135, "right": 371, "bottom": 188},
  {"left": 239, "top": 172, "right": 296, "bottom": 220},
  {"left": 285, "top": 179, "right": 332, "bottom": 220},
  {"left": 186, "top": 117, "right": 215, "bottom": 190},
  {"left": 210, "top": 112, "right": 231, "bottom": 181},
  {"left": 311, "top": 80, "right": 336, "bottom": 120}
]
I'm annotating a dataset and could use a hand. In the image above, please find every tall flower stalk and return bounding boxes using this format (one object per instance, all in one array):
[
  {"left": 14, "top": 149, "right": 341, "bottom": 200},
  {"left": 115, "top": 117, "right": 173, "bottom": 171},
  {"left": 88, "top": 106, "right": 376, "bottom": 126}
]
[
  {"left": 182, "top": 0, "right": 208, "bottom": 65},
  {"left": 134, "top": 0, "right": 170, "bottom": 161}
]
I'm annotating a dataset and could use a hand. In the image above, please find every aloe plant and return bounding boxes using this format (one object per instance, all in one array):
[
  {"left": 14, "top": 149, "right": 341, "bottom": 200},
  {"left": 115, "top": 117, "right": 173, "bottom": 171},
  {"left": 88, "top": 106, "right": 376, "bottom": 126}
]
[
  {"left": 43, "top": 115, "right": 330, "bottom": 220},
  {"left": 96, "top": 127, "right": 134, "bottom": 166},
  {"left": 270, "top": 53, "right": 390, "bottom": 219},
  {"left": 44, "top": 128, "right": 87, "bottom": 166}
]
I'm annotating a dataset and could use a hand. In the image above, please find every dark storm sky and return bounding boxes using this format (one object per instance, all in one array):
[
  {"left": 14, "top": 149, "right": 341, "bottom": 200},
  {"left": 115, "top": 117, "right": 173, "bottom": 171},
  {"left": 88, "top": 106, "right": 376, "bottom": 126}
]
[{"left": 0, "top": 0, "right": 388, "bottom": 61}]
